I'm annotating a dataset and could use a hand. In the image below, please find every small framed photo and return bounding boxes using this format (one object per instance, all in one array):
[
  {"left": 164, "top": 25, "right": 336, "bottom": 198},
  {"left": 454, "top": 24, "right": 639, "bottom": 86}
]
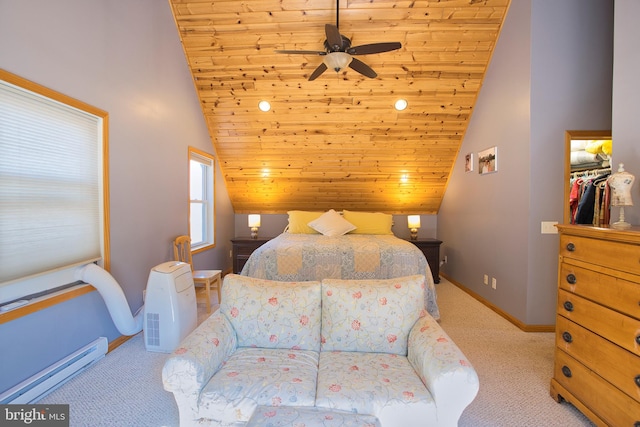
[
  {"left": 465, "top": 153, "right": 474, "bottom": 172},
  {"left": 478, "top": 146, "right": 498, "bottom": 175}
]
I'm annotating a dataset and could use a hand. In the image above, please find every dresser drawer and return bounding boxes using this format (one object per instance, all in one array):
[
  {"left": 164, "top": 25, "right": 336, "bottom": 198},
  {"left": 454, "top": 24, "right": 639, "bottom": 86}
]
[
  {"left": 559, "top": 261, "right": 640, "bottom": 320},
  {"left": 557, "top": 289, "right": 640, "bottom": 356},
  {"left": 554, "top": 349, "right": 640, "bottom": 426},
  {"left": 556, "top": 315, "right": 640, "bottom": 402},
  {"left": 560, "top": 233, "right": 640, "bottom": 275}
]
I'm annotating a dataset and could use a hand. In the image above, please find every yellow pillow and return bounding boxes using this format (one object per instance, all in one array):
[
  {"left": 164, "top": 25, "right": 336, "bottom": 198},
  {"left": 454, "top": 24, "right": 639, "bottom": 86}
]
[
  {"left": 287, "top": 210, "right": 324, "bottom": 234},
  {"left": 342, "top": 210, "right": 393, "bottom": 234}
]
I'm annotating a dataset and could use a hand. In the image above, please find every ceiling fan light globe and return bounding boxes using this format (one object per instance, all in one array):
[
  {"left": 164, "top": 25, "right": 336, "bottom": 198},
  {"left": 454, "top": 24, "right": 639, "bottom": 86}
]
[{"left": 323, "top": 52, "right": 352, "bottom": 73}]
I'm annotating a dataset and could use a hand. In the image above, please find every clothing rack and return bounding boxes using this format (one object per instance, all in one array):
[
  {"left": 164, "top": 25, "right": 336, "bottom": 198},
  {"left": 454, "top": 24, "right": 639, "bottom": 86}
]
[
  {"left": 570, "top": 167, "right": 611, "bottom": 180},
  {"left": 570, "top": 167, "right": 612, "bottom": 226}
]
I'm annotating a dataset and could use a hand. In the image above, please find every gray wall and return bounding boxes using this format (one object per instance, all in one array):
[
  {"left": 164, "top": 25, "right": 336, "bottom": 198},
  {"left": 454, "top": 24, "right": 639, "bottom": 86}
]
[
  {"left": 612, "top": 0, "right": 640, "bottom": 225},
  {"left": 438, "top": 0, "right": 614, "bottom": 325},
  {"left": 0, "top": 0, "right": 234, "bottom": 391}
]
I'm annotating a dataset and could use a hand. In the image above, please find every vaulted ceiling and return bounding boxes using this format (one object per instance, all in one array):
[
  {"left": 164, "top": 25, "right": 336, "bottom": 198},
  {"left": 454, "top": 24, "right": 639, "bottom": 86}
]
[{"left": 168, "top": 0, "right": 511, "bottom": 214}]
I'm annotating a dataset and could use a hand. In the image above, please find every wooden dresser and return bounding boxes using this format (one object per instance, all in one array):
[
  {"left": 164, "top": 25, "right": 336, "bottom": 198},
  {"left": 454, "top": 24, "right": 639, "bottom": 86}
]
[{"left": 551, "top": 224, "right": 640, "bottom": 426}]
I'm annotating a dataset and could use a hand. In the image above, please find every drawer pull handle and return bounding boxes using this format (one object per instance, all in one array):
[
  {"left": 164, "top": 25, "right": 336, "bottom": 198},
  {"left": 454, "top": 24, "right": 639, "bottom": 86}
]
[
  {"left": 562, "top": 332, "right": 573, "bottom": 343},
  {"left": 636, "top": 335, "right": 640, "bottom": 345},
  {"left": 561, "top": 365, "right": 572, "bottom": 378},
  {"left": 566, "top": 274, "right": 576, "bottom": 285},
  {"left": 563, "top": 301, "right": 574, "bottom": 312},
  {"left": 566, "top": 242, "right": 576, "bottom": 252},
  {"left": 635, "top": 375, "right": 640, "bottom": 388}
]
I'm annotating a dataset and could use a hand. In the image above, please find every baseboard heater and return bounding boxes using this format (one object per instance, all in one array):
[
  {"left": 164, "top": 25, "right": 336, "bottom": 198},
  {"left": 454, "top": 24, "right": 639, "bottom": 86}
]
[{"left": 0, "top": 337, "right": 108, "bottom": 404}]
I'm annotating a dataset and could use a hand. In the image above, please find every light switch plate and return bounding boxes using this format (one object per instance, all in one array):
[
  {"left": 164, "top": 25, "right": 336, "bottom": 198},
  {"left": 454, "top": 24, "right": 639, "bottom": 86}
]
[{"left": 541, "top": 221, "right": 558, "bottom": 234}]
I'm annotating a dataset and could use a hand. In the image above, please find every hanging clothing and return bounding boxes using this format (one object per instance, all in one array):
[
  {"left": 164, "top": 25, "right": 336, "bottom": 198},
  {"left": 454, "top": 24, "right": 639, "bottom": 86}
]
[{"left": 570, "top": 168, "right": 611, "bottom": 225}]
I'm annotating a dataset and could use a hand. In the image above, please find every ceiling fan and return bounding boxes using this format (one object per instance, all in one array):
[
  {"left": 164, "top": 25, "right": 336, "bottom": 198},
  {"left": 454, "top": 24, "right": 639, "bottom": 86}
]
[{"left": 275, "top": 0, "right": 402, "bottom": 81}]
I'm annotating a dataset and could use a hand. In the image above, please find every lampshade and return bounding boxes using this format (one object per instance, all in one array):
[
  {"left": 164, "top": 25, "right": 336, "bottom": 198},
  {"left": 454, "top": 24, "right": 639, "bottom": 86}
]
[
  {"left": 323, "top": 52, "right": 352, "bottom": 72},
  {"left": 407, "top": 215, "right": 421, "bottom": 229},
  {"left": 248, "top": 214, "right": 261, "bottom": 228}
]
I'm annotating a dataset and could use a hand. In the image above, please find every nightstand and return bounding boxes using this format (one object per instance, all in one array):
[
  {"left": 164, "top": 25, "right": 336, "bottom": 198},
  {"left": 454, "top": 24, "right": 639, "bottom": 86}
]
[
  {"left": 407, "top": 238, "right": 443, "bottom": 284},
  {"left": 231, "top": 237, "right": 271, "bottom": 273}
]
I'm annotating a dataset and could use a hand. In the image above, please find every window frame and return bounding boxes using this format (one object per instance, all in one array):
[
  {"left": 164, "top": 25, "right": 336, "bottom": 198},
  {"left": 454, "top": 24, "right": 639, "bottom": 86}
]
[
  {"left": 188, "top": 147, "right": 216, "bottom": 253},
  {"left": 0, "top": 69, "right": 109, "bottom": 302}
]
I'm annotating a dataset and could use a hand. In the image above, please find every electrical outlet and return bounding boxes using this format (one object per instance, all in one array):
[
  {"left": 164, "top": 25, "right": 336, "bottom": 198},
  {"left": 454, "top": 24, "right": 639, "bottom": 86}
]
[
  {"left": 229, "top": 249, "right": 233, "bottom": 258},
  {"left": 483, "top": 274, "right": 489, "bottom": 285},
  {"left": 491, "top": 277, "right": 497, "bottom": 289},
  {"left": 443, "top": 255, "right": 448, "bottom": 264}
]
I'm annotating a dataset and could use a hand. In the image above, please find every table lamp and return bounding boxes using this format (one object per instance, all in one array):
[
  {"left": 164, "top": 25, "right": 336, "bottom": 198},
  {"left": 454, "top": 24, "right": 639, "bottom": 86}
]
[
  {"left": 407, "top": 215, "right": 421, "bottom": 240},
  {"left": 248, "top": 214, "right": 261, "bottom": 239}
]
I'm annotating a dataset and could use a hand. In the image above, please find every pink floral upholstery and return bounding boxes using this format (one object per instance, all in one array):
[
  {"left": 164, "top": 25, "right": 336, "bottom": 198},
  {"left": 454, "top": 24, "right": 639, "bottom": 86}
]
[
  {"left": 198, "top": 348, "right": 319, "bottom": 424},
  {"left": 220, "top": 274, "right": 322, "bottom": 351},
  {"left": 407, "top": 314, "right": 480, "bottom": 426},
  {"left": 321, "top": 275, "right": 425, "bottom": 355},
  {"left": 163, "top": 274, "right": 479, "bottom": 427},
  {"left": 316, "top": 351, "right": 436, "bottom": 425},
  {"left": 247, "top": 405, "right": 381, "bottom": 427}
]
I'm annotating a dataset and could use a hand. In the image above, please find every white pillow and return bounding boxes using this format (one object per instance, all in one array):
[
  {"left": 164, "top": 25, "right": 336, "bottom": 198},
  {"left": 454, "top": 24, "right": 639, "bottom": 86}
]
[{"left": 308, "top": 209, "right": 356, "bottom": 237}]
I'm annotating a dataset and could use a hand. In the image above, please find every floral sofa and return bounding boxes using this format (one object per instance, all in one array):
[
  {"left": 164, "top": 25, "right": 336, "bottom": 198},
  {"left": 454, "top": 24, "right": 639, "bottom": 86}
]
[{"left": 162, "top": 274, "right": 479, "bottom": 427}]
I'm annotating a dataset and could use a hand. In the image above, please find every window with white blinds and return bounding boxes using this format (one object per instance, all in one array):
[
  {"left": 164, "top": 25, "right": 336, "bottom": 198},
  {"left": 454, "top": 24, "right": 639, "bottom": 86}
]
[{"left": 0, "top": 71, "right": 108, "bottom": 299}]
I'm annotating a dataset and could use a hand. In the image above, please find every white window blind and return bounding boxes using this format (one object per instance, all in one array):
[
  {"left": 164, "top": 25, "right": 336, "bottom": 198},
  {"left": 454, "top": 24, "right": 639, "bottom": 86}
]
[{"left": 0, "top": 79, "right": 103, "bottom": 287}]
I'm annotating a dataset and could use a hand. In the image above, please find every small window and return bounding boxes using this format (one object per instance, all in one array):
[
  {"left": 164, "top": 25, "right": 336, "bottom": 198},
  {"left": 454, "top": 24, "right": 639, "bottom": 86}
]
[{"left": 188, "top": 147, "right": 215, "bottom": 251}]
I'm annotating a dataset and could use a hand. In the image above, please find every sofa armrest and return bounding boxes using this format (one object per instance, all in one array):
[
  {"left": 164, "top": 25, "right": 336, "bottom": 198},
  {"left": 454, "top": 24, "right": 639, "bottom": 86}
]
[
  {"left": 407, "top": 315, "right": 479, "bottom": 427},
  {"left": 162, "top": 311, "right": 237, "bottom": 396}
]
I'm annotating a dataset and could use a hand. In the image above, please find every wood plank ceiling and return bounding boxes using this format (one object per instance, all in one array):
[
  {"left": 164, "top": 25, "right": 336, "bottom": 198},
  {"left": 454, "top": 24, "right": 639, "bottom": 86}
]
[{"left": 168, "top": 0, "right": 511, "bottom": 214}]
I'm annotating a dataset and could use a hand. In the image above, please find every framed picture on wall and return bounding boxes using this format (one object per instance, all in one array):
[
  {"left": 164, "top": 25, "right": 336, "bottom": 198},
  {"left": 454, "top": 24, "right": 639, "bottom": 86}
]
[
  {"left": 465, "top": 153, "right": 474, "bottom": 172},
  {"left": 478, "top": 146, "right": 498, "bottom": 175}
]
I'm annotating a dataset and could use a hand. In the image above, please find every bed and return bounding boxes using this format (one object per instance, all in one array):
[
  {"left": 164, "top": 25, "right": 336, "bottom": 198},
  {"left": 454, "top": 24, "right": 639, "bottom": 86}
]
[{"left": 240, "top": 211, "right": 440, "bottom": 321}]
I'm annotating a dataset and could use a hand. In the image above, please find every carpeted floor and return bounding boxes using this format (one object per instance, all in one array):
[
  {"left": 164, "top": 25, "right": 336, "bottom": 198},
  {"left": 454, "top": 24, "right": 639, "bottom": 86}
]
[
  {"left": 40, "top": 278, "right": 595, "bottom": 426},
  {"left": 436, "top": 280, "right": 593, "bottom": 427}
]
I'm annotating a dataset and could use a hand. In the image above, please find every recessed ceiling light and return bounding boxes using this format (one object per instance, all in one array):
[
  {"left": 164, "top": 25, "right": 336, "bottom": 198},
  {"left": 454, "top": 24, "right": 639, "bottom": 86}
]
[
  {"left": 258, "top": 100, "right": 271, "bottom": 112},
  {"left": 395, "top": 99, "right": 408, "bottom": 111}
]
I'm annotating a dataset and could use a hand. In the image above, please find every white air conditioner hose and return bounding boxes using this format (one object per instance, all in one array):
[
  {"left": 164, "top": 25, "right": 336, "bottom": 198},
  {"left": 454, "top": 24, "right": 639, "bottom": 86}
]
[{"left": 75, "top": 263, "right": 143, "bottom": 336}]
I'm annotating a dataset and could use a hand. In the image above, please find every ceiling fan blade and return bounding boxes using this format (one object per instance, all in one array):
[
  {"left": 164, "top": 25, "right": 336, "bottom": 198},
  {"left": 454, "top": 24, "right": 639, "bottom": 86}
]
[
  {"left": 325, "top": 24, "right": 343, "bottom": 51},
  {"left": 347, "top": 42, "right": 402, "bottom": 55},
  {"left": 308, "top": 63, "right": 328, "bottom": 81},
  {"left": 275, "top": 50, "right": 327, "bottom": 56},
  {"left": 348, "top": 58, "right": 377, "bottom": 79}
]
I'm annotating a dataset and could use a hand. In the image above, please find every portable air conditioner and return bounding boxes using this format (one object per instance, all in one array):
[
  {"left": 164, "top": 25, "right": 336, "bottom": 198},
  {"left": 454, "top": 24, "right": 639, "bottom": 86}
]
[{"left": 144, "top": 261, "right": 197, "bottom": 353}]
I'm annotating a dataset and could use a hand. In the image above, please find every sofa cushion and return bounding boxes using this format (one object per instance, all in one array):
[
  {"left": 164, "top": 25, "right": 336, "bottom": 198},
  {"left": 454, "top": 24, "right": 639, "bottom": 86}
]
[
  {"left": 199, "top": 348, "right": 319, "bottom": 424},
  {"left": 321, "top": 275, "right": 426, "bottom": 355},
  {"left": 315, "top": 351, "right": 435, "bottom": 427},
  {"left": 221, "top": 274, "right": 322, "bottom": 351},
  {"left": 247, "top": 405, "right": 381, "bottom": 427}
]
